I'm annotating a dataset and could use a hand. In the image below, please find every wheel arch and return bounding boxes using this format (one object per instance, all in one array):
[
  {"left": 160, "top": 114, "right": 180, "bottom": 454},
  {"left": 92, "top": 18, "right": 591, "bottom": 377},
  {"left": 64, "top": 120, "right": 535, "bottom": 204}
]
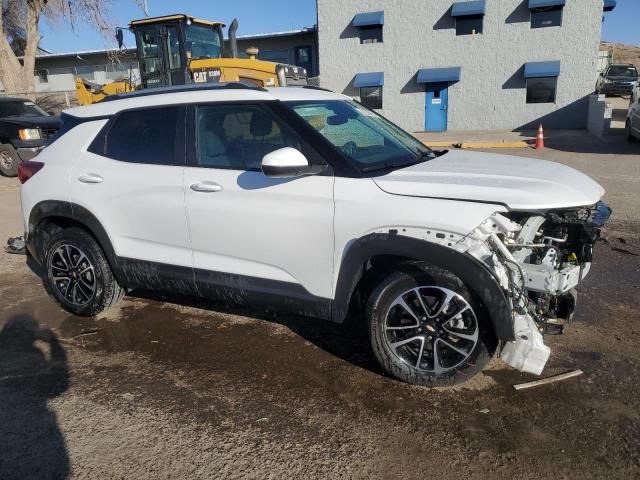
[
  {"left": 333, "top": 233, "right": 515, "bottom": 341},
  {"left": 27, "top": 200, "right": 123, "bottom": 284}
]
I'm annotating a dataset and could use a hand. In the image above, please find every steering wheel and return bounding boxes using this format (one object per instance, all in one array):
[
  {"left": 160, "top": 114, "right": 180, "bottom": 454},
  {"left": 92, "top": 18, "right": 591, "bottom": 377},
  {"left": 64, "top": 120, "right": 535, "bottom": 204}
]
[{"left": 340, "top": 141, "right": 357, "bottom": 156}]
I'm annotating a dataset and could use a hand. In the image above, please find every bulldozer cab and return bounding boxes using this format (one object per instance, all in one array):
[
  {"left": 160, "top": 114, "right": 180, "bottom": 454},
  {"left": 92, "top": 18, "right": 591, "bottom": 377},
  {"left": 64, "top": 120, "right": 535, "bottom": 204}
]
[{"left": 128, "top": 14, "right": 225, "bottom": 89}]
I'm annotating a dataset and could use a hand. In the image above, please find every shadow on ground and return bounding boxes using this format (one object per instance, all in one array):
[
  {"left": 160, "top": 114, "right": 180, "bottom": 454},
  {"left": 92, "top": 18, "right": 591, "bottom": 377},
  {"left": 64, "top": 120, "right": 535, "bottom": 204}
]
[{"left": 0, "top": 314, "right": 70, "bottom": 480}]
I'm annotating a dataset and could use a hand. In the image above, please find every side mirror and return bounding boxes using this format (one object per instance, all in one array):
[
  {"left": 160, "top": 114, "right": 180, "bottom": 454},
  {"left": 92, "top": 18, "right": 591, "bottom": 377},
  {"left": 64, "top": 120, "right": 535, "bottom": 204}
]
[
  {"left": 261, "top": 147, "right": 312, "bottom": 178},
  {"left": 115, "top": 28, "right": 124, "bottom": 49}
]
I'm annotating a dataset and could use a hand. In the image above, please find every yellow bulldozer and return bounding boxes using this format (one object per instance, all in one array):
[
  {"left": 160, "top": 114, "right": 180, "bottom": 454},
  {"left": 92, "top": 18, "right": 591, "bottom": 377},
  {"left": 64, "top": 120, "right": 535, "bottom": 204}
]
[{"left": 76, "top": 14, "right": 308, "bottom": 105}]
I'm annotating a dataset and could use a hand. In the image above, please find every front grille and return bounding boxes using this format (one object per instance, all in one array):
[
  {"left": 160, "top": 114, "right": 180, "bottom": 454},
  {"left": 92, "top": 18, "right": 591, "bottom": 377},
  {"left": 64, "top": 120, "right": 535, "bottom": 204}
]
[{"left": 40, "top": 127, "right": 58, "bottom": 141}]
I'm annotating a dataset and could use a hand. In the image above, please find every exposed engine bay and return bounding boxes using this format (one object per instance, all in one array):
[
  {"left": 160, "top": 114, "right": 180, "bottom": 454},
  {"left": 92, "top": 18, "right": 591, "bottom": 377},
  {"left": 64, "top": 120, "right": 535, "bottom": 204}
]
[{"left": 455, "top": 202, "right": 611, "bottom": 375}]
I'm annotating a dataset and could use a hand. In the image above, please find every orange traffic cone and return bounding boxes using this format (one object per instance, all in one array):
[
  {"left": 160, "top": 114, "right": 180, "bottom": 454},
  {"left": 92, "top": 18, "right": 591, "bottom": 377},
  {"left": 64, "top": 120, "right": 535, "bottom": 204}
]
[{"left": 535, "top": 124, "right": 545, "bottom": 149}]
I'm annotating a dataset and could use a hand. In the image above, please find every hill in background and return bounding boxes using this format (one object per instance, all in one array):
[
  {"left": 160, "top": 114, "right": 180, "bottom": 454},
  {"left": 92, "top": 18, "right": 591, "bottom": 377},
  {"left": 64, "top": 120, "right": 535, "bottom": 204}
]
[{"left": 601, "top": 41, "right": 640, "bottom": 69}]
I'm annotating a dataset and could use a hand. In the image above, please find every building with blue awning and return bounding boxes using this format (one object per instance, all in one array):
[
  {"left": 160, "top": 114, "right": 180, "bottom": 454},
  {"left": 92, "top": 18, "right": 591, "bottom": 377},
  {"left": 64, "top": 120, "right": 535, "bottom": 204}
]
[{"left": 317, "top": 0, "right": 615, "bottom": 131}]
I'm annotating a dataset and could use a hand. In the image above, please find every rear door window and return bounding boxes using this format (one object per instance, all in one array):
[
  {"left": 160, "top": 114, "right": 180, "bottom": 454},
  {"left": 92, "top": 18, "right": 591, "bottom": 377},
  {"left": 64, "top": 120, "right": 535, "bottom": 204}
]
[{"left": 103, "top": 107, "right": 181, "bottom": 165}]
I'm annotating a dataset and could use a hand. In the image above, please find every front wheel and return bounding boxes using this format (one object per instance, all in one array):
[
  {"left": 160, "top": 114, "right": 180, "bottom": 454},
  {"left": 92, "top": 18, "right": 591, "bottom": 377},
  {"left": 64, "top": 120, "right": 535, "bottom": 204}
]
[
  {"left": 368, "top": 263, "right": 497, "bottom": 387},
  {"left": 44, "top": 227, "right": 125, "bottom": 316},
  {"left": 0, "top": 144, "right": 20, "bottom": 177}
]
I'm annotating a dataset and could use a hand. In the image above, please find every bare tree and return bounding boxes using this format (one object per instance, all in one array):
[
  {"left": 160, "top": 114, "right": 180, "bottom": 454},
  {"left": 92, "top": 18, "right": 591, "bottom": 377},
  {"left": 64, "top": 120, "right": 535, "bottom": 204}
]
[{"left": 0, "top": 0, "right": 142, "bottom": 95}]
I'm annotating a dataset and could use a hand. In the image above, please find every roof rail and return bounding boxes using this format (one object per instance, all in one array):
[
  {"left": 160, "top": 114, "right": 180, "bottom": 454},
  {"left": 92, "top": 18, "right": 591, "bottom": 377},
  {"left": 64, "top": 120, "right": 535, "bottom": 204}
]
[
  {"left": 299, "top": 85, "right": 333, "bottom": 92},
  {"left": 99, "top": 82, "right": 267, "bottom": 103}
]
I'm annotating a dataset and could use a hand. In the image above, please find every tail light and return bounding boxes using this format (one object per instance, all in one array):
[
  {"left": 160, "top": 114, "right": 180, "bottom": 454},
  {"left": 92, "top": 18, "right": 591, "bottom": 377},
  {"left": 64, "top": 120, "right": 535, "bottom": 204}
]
[{"left": 18, "top": 161, "right": 45, "bottom": 184}]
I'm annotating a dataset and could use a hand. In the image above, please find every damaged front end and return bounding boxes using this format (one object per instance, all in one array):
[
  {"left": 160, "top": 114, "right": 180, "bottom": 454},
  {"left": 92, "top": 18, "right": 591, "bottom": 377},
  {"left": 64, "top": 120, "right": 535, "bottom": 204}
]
[{"left": 454, "top": 202, "right": 611, "bottom": 375}]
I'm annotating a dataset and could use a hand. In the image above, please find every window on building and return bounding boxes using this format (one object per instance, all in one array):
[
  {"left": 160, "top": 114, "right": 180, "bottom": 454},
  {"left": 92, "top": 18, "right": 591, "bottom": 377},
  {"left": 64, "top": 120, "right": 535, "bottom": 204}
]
[
  {"left": 104, "top": 107, "right": 179, "bottom": 165},
  {"left": 260, "top": 49, "right": 291, "bottom": 65},
  {"left": 456, "top": 15, "right": 483, "bottom": 35},
  {"left": 74, "top": 65, "right": 95, "bottom": 81},
  {"left": 531, "top": 6, "right": 563, "bottom": 28},
  {"left": 360, "top": 86, "right": 383, "bottom": 110},
  {"left": 104, "top": 63, "right": 131, "bottom": 81},
  {"left": 359, "top": 26, "right": 383, "bottom": 44},
  {"left": 353, "top": 11, "right": 384, "bottom": 44},
  {"left": 196, "top": 104, "right": 305, "bottom": 170},
  {"left": 36, "top": 70, "right": 48, "bottom": 83},
  {"left": 526, "top": 77, "right": 557, "bottom": 104},
  {"left": 295, "top": 46, "right": 314, "bottom": 76}
]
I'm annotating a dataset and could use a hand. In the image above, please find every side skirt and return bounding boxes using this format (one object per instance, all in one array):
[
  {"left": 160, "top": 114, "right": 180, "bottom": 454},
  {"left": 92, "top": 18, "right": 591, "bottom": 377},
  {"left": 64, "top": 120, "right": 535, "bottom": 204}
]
[{"left": 117, "top": 258, "right": 332, "bottom": 321}]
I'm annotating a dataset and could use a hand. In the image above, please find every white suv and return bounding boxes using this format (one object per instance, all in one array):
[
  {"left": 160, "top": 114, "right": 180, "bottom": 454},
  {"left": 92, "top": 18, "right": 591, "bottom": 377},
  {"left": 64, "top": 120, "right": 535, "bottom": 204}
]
[{"left": 19, "top": 83, "right": 610, "bottom": 387}]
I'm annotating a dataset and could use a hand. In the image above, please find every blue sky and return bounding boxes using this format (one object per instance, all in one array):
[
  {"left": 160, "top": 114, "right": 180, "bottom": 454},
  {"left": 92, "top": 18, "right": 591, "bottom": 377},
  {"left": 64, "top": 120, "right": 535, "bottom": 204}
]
[
  {"left": 39, "top": 0, "right": 637, "bottom": 53},
  {"left": 40, "top": 0, "right": 318, "bottom": 52}
]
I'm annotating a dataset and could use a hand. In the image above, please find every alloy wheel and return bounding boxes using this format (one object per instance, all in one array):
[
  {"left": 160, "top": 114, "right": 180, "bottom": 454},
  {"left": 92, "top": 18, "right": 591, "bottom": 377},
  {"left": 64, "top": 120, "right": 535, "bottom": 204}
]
[
  {"left": 48, "top": 244, "right": 97, "bottom": 306},
  {"left": 383, "top": 286, "right": 479, "bottom": 373}
]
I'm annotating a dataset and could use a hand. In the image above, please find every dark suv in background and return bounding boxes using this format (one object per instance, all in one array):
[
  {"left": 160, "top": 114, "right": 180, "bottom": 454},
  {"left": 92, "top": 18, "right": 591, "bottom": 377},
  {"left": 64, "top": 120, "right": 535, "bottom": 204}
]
[
  {"left": 0, "top": 97, "right": 60, "bottom": 177},
  {"left": 596, "top": 63, "right": 639, "bottom": 97}
]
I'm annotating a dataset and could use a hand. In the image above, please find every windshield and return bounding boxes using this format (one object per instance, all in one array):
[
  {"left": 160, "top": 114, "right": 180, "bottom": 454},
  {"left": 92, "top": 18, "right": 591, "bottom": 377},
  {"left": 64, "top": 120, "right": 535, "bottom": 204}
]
[
  {"left": 607, "top": 65, "right": 638, "bottom": 78},
  {"left": 286, "top": 100, "right": 434, "bottom": 173},
  {"left": 185, "top": 24, "right": 222, "bottom": 60},
  {"left": 0, "top": 101, "right": 48, "bottom": 118}
]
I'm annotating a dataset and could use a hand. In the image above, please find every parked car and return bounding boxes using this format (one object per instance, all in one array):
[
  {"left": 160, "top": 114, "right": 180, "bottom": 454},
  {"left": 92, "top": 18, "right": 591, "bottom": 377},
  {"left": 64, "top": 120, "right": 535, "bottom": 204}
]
[
  {"left": 596, "top": 63, "right": 639, "bottom": 97},
  {"left": 18, "top": 83, "right": 610, "bottom": 387},
  {"left": 626, "top": 93, "right": 640, "bottom": 142},
  {"left": 0, "top": 97, "right": 60, "bottom": 177}
]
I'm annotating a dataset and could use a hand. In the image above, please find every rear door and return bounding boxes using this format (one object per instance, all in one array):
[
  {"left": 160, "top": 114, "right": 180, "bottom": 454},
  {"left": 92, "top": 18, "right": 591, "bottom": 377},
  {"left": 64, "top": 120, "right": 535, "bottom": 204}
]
[
  {"left": 68, "top": 106, "right": 192, "bottom": 277},
  {"left": 183, "top": 102, "right": 334, "bottom": 315}
]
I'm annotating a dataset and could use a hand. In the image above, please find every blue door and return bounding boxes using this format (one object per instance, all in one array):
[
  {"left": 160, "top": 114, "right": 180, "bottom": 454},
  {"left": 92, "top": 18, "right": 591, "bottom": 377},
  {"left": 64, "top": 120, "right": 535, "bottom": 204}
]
[{"left": 425, "top": 82, "right": 449, "bottom": 132}]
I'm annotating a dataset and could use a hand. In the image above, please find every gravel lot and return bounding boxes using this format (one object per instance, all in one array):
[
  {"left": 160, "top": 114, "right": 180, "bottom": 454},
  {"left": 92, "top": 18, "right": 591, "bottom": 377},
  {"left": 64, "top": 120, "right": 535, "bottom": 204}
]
[{"left": 1, "top": 135, "right": 639, "bottom": 479}]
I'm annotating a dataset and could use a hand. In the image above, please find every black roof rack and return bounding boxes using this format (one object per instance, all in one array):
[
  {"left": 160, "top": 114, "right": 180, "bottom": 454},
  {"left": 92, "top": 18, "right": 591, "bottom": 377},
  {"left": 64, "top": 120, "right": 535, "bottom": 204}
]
[{"left": 99, "top": 82, "right": 267, "bottom": 103}]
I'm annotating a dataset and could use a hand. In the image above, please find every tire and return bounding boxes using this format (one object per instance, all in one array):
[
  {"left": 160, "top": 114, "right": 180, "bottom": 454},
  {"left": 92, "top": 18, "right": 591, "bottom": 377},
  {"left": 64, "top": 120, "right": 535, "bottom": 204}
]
[
  {"left": 0, "top": 144, "right": 20, "bottom": 177},
  {"left": 43, "top": 227, "right": 125, "bottom": 316},
  {"left": 626, "top": 120, "right": 636, "bottom": 142},
  {"left": 367, "top": 262, "right": 497, "bottom": 387}
]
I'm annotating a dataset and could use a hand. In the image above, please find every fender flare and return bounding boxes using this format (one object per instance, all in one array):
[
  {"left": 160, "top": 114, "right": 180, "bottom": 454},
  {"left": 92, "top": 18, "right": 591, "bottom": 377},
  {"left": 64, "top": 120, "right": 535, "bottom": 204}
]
[
  {"left": 332, "top": 233, "right": 515, "bottom": 341},
  {"left": 27, "top": 200, "right": 123, "bottom": 283}
]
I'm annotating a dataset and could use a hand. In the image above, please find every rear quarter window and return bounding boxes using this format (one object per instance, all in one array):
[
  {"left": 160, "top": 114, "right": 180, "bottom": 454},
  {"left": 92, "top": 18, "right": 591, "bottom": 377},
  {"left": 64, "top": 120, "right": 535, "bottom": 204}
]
[{"left": 98, "top": 107, "right": 180, "bottom": 165}]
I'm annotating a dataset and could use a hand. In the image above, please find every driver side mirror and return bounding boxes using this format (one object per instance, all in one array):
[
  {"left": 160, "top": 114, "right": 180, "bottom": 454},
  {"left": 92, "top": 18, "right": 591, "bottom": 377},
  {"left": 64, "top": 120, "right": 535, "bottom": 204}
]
[{"left": 262, "top": 147, "right": 320, "bottom": 178}]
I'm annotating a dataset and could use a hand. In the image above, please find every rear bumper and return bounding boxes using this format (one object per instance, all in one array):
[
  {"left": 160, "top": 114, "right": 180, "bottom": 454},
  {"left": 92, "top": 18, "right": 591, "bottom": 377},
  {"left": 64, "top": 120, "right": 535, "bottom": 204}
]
[{"left": 16, "top": 147, "right": 42, "bottom": 162}]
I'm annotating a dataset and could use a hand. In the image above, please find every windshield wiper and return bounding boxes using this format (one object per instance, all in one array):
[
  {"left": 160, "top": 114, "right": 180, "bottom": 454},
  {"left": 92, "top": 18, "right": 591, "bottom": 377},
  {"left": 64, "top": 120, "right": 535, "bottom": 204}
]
[{"left": 360, "top": 150, "right": 436, "bottom": 174}]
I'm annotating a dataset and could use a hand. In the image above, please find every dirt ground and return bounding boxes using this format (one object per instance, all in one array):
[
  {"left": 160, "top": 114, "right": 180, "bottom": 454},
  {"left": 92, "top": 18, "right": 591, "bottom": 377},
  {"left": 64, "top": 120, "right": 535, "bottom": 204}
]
[{"left": 1, "top": 135, "right": 639, "bottom": 479}]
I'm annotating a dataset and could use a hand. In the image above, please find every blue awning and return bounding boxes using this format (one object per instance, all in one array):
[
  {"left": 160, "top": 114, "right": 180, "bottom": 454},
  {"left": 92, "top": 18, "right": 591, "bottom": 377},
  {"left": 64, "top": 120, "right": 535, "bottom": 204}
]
[
  {"left": 352, "top": 11, "right": 384, "bottom": 27},
  {"left": 529, "top": 0, "right": 565, "bottom": 8},
  {"left": 417, "top": 67, "right": 462, "bottom": 84},
  {"left": 603, "top": 0, "right": 616, "bottom": 12},
  {"left": 451, "top": 1, "right": 486, "bottom": 17},
  {"left": 353, "top": 72, "right": 384, "bottom": 88},
  {"left": 524, "top": 61, "right": 561, "bottom": 78}
]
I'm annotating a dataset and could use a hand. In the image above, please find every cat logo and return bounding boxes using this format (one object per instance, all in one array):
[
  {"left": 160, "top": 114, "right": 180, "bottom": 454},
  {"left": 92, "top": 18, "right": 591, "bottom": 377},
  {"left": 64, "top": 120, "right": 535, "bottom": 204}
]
[{"left": 193, "top": 68, "right": 222, "bottom": 84}]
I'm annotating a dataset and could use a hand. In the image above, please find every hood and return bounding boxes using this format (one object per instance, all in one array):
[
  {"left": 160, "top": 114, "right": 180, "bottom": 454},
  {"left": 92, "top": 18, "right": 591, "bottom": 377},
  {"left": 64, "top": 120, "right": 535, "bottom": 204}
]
[
  {"left": 372, "top": 150, "right": 605, "bottom": 211},
  {"left": 0, "top": 115, "right": 61, "bottom": 129},
  {"left": 606, "top": 76, "right": 637, "bottom": 83}
]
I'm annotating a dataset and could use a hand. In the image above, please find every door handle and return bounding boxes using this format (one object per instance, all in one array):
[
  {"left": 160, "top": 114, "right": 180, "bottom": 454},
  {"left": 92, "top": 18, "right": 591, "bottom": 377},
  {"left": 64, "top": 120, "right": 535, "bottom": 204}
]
[
  {"left": 78, "top": 174, "right": 103, "bottom": 184},
  {"left": 190, "top": 182, "right": 223, "bottom": 193}
]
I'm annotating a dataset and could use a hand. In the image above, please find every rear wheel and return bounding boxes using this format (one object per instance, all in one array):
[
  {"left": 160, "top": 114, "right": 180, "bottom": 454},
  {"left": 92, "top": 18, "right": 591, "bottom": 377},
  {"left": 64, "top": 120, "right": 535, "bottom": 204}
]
[
  {"left": 368, "top": 263, "right": 497, "bottom": 387},
  {"left": 44, "top": 227, "right": 125, "bottom": 316},
  {"left": 0, "top": 144, "right": 20, "bottom": 177},
  {"left": 626, "top": 120, "right": 636, "bottom": 142}
]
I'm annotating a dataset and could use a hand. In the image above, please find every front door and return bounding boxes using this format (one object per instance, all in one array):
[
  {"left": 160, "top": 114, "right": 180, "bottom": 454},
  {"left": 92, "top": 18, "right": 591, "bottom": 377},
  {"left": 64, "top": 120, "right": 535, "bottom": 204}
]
[
  {"left": 425, "top": 82, "right": 449, "bottom": 132},
  {"left": 183, "top": 103, "right": 334, "bottom": 315}
]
